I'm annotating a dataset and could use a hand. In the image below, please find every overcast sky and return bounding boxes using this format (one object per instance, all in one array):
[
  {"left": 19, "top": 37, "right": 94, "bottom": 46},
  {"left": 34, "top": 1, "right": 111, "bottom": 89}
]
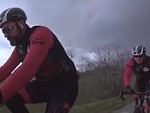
[{"left": 0, "top": 0, "right": 150, "bottom": 65}]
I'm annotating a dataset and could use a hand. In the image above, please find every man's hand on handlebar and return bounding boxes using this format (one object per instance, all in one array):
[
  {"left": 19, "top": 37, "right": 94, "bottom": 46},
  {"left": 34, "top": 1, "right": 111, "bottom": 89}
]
[{"left": 125, "top": 85, "right": 134, "bottom": 94}]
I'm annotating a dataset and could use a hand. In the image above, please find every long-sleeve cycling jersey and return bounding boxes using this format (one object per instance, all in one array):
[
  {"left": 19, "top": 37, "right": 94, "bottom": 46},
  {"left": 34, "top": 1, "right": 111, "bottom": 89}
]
[
  {"left": 124, "top": 56, "right": 150, "bottom": 87},
  {"left": 0, "top": 25, "right": 74, "bottom": 102}
]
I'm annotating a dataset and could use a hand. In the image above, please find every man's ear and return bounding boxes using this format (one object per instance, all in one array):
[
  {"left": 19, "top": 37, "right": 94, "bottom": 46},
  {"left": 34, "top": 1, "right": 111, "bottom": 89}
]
[{"left": 17, "top": 19, "right": 26, "bottom": 29}]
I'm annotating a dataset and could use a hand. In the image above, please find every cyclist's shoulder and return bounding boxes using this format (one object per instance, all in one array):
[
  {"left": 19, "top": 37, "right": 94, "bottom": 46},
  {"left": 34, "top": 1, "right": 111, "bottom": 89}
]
[
  {"left": 145, "top": 55, "right": 150, "bottom": 59},
  {"left": 125, "top": 58, "right": 134, "bottom": 67}
]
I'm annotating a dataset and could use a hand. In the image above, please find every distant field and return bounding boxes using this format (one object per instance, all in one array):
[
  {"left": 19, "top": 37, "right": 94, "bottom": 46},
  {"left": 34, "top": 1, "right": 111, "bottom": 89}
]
[{"left": 0, "top": 96, "right": 132, "bottom": 113}]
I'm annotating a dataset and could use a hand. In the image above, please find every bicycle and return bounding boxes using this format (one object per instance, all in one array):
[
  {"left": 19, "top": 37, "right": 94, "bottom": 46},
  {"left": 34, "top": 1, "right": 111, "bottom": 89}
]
[{"left": 119, "top": 90, "right": 150, "bottom": 113}]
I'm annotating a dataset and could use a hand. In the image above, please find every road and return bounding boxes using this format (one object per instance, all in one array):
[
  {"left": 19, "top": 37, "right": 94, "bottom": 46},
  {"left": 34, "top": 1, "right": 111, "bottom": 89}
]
[{"left": 113, "top": 102, "right": 135, "bottom": 113}]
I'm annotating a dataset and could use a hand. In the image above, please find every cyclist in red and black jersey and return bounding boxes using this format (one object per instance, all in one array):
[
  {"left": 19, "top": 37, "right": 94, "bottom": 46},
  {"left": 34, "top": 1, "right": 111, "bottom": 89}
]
[
  {"left": 0, "top": 7, "right": 78, "bottom": 113},
  {"left": 124, "top": 45, "right": 150, "bottom": 94}
]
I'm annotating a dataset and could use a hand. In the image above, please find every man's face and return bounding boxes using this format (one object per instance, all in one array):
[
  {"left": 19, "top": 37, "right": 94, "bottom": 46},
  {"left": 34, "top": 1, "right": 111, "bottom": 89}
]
[
  {"left": 1, "top": 21, "right": 21, "bottom": 46},
  {"left": 134, "top": 55, "right": 144, "bottom": 64}
]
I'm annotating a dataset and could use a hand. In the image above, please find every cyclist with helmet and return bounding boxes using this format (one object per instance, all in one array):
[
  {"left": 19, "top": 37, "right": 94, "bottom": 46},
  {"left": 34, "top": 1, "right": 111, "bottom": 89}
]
[
  {"left": 124, "top": 45, "right": 150, "bottom": 94},
  {"left": 0, "top": 7, "right": 78, "bottom": 113}
]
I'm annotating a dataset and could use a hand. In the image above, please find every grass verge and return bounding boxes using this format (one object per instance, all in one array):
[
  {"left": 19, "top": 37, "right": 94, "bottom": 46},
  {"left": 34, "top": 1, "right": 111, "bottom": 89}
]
[{"left": 70, "top": 95, "right": 133, "bottom": 113}]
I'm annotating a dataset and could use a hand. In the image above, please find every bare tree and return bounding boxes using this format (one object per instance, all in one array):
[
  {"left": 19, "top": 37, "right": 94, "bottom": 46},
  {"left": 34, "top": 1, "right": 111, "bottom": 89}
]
[
  {"left": 76, "top": 45, "right": 131, "bottom": 103},
  {"left": 93, "top": 45, "right": 130, "bottom": 94}
]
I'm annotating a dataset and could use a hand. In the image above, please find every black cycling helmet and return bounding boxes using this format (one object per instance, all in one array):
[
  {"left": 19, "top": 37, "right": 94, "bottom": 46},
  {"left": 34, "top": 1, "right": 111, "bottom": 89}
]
[
  {"left": 0, "top": 7, "right": 27, "bottom": 27},
  {"left": 132, "top": 45, "right": 146, "bottom": 56}
]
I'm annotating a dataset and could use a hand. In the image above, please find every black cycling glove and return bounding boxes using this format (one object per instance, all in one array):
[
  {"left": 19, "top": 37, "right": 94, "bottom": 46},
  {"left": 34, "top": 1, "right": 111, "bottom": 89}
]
[{"left": 125, "top": 85, "right": 133, "bottom": 94}]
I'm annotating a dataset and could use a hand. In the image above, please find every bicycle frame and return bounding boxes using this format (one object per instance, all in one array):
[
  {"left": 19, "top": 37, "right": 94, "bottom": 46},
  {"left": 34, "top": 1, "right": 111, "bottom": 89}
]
[{"left": 119, "top": 91, "right": 150, "bottom": 113}]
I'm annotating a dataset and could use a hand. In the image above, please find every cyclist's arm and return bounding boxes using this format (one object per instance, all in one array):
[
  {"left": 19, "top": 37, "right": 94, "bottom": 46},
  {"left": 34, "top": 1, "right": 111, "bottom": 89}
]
[
  {"left": 0, "top": 48, "right": 20, "bottom": 81},
  {"left": 124, "top": 59, "right": 134, "bottom": 87}
]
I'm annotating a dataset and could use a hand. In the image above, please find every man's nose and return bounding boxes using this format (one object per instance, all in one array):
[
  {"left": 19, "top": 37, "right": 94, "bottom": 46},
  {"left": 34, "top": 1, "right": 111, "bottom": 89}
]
[{"left": 3, "top": 33, "right": 9, "bottom": 38}]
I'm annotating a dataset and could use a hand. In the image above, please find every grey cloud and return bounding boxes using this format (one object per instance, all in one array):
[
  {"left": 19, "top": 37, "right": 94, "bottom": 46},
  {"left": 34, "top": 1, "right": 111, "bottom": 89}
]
[{"left": 1, "top": 0, "right": 150, "bottom": 52}]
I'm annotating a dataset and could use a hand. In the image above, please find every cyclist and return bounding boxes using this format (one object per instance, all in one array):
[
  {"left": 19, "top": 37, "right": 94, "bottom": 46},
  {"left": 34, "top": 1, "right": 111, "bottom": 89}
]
[
  {"left": 124, "top": 45, "right": 150, "bottom": 94},
  {"left": 0, "top": 7, "right": 78, "bottom": 113}
]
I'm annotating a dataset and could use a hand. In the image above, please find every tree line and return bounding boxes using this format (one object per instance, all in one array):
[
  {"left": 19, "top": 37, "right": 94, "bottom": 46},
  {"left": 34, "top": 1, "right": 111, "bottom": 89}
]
[{"left": 67, "top": 45, "right": 133, "bottom": 105}]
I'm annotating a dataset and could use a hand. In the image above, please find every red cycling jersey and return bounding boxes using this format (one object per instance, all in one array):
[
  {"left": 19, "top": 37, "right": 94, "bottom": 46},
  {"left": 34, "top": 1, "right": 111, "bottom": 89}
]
[
  {"left": 0, "top": 25, "right": 72, "bottom": 101},
  {"left": 124, "top": 56, "right": 150, "bottom": 87}
]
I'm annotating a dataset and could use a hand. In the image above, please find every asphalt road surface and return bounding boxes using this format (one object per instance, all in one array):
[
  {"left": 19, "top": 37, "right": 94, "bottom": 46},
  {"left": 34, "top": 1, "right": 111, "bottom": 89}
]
[{"left": 113, "top": 102, "right": 135, "bottom": 113}]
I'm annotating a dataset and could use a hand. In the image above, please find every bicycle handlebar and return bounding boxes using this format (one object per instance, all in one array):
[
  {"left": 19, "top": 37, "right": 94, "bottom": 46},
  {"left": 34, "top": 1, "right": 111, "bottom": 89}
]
[
  {"left": 119, "top": 90, "right": 148, "bottom": 101},
  {"left": 119, "top": 91, "right": 126, "bottom": 100}
]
